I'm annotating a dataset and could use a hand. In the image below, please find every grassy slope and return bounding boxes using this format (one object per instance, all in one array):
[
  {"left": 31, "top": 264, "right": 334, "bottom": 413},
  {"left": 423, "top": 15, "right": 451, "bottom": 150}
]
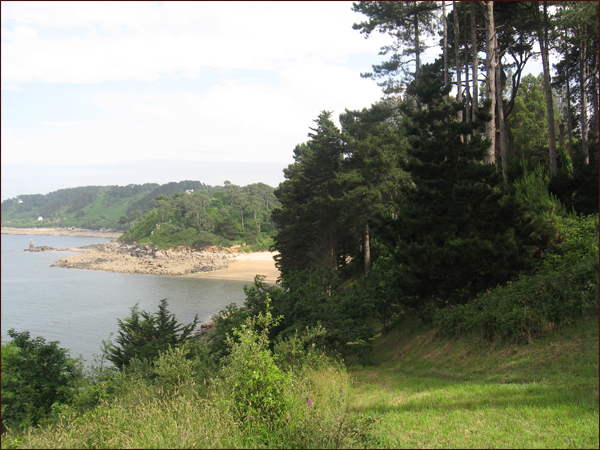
[
  {"left": 2, "top": 318, "right": 597, "bottom": 449},
  {"left": 1, "top": 193, "right": 147, "bottom": 229},
  {"left": 349, "top": 317, "right": 599, "bottom": 449}
]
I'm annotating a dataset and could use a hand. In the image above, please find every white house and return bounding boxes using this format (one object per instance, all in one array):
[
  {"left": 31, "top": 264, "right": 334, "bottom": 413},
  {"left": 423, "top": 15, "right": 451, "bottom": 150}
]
[{"left": 37, "top": 216, "right": 43, "bottom": 221}]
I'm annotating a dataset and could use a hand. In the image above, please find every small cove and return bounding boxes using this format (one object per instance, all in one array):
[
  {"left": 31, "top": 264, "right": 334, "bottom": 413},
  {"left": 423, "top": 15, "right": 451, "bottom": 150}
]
[{"left": 1, "top": 233, "right": 250, "bottom": 364}]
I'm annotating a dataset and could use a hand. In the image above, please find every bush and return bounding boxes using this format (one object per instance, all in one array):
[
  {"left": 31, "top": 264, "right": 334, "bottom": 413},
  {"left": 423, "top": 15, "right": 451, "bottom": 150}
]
[
  {"left": 103, "top": 299, "right": 198, "bottom": 370},
  {"left": 213, "top": 300, "right": 377, "bottom": 448},
  {"left": 1, "top": 330, "right": 83, "bottom": 434},
  {"left": 435, "top": 213, "right": 599, "bottom": 343},
  {"left": 215, "top": 302, "right": 292, "bottom": 442},
  {"left": 435, "top": 257, "right": 598, "bottom": 343},
  {"left": 221, "top": 269, "right": 377, "bottom": 361}
]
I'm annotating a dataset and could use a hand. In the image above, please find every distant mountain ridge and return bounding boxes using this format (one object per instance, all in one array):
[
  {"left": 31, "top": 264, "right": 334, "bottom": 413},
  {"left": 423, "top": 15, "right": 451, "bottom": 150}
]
[{"left": 0, "top": 181, "right": 229, "bottom": 231}]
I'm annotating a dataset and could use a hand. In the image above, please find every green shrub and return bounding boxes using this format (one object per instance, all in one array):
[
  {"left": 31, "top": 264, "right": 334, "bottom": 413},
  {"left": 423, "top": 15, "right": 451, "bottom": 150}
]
[
  {"left": 1, "top": 330, "right": 84, "bottom": 434},
  {"left": 543, "top": 213, "right": 599, "bottom": 269},
  {"left": 213, "top": 300, "right": 376, "bottom": 448},
  {"left": 102, "top": 299, "right": 198, "bottom": 370},
  {"left": 215, "top": 301, "right": 292, "bottom": 441},
  {"left": 435, "top": 213, "right": 599, "bottom": 343},
  {"left": 436, "top": 256, "right": 598, "bottom": 343}
]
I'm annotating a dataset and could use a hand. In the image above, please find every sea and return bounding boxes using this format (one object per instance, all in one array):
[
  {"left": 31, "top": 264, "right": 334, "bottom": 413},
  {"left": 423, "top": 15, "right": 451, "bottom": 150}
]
[{"left": 1, "top": 233, "right": 250, "bottom": 365}]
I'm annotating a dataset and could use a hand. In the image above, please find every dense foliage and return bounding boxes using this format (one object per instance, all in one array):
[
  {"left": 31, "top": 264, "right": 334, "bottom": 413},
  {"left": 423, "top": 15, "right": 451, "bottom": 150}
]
[
  {"left": 2, "top": 307, "right": 376, "bottom": 449},
  {"left": 1, "top": 330, "right": 83, "bottom": 434},
  {"left": 120, "top": 182, "right": 279, "bottom": 249},
  {"left": 210, "top": 270, "right": 376, "bottom": 362},
  {"left": 1, "top": 181, "right": 279, "bottom": 240},
  {"left": 1, "top": 184, "right": 158, "bottom": 230},
  {"left": 435, "top": 214, "right": 599, "bottom": 342}
]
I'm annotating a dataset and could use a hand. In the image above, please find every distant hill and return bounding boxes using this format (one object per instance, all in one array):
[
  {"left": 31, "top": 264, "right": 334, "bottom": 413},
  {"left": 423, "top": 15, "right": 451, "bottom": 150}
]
[{"left": 0, "top": 181, "right": 228, "bottom": 231}]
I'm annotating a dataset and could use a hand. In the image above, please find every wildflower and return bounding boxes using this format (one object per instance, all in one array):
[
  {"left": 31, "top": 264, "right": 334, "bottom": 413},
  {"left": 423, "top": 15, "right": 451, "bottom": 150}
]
[{"left": 306, "top": 396, "right": 313, "bottom": 406}]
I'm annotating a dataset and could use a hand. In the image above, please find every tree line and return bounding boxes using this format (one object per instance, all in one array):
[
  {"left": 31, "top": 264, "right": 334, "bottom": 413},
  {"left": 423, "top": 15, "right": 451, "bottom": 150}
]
[
  {"left": 119, "top": 182, "right": 279, "bottom": 250},
  {"left": 271, "top": 0, "right": 598, "bottom": 323},
  {"left": 352, "top": 1, "right": 598, "bottom": 178}
]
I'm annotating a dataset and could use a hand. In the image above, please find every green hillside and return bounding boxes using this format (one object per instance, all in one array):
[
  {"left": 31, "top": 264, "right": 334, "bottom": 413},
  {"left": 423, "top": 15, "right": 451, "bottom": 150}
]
[
  {"left": 1, "top": 184, "right": 158, "bottom": 231},
  {"left": 0, "top": 181, "right": 234, "bottom": 232}
]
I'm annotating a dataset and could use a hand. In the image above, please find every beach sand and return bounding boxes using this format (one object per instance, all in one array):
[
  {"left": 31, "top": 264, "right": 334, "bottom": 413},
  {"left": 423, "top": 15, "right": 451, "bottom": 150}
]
[{"left": 182, "top": 252, "right": 280, "bottom": 283}]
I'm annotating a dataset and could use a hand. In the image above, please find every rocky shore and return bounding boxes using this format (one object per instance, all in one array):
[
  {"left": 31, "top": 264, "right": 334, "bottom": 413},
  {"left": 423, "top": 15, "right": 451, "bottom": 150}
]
[{"left": 51, "top": 241, "right": 237, "bottom": 276}]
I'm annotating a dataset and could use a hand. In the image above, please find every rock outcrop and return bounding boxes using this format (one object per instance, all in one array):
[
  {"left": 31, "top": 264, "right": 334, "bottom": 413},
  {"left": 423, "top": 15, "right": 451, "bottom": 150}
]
[{"left": 51, "top": 242, "right": 236, "bottom": 276}]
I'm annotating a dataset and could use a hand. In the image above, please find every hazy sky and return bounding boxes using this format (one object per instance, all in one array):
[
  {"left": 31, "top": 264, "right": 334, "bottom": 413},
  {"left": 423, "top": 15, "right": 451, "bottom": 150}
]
[{"left": 1, "top": 1, "right": 545, "bottom": 201}]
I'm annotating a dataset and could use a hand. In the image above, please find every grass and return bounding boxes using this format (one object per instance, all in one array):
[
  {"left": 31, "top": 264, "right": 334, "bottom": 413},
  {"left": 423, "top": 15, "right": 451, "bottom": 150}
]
[
  {"left": 3, "top": 317, "right": 597, "bottom": 448},
  {"left": 349, "top": 317, "right": 599, "bottom": 448}
]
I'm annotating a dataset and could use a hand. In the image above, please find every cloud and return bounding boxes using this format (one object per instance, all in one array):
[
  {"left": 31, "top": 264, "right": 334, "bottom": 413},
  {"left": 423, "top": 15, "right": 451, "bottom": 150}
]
[
  {"left": 1, "top": 57, "right": 381, "bottom": 167},
  {"left": 0, "top": 1, "right": 392, "bottom": 198},
  {"left": 1, "top": 1, "right": 390, "bottom": 84}
]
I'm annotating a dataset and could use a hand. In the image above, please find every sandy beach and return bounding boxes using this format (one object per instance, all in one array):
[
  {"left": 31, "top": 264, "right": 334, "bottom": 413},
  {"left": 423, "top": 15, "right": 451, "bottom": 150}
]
[
  {"left": 48, "top": 241, "right": 280, "bottom": 283},
  {"left": 182, "top": 252, "right": 280, "bottom": 283},
  {"left": 5, "top": 227, "right": 281, "bottom": 283},
  {"left": 1, "top": 227, "right": 123, "bottom": 238}
]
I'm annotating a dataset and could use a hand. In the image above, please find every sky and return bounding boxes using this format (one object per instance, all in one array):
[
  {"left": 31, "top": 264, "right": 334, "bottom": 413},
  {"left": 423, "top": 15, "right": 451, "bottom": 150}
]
[{"left": 1, "top": 1, "right": 546, "bottom": 202}]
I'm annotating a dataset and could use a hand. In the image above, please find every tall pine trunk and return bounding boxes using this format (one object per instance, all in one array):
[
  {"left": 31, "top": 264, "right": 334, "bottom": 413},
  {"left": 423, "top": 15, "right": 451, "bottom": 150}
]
[
  {"left": 579, "top": 35, "right": 589, "bottom": 164},
  {"left": 496, "top": 58, "right": 507, "bottom": 180},
  {"left": 454, "top": 1, "right": 463, "bottom": 125},
  {"left": 443, "top": 1, "right": 449, "bottom": 99},
  {"left": 364, "top": 224, "right": 371, "bottom": 274},
  {"left": 566, "top": 45, "right": 574, "bottom": 157},
  {"left": 471, "top": 1, "right": 479, "bottom": 124},
  {"left": 484, "top": 1, "right": 496, "bottom": 164},
  {"left": 463, "top": 2, "right": 470, "bottom": 138},
  {"left": 414, "top": 1, "right": 422, "bottom": 111},
  {"left": 537, "top": 1, "right": 558, "bottom": 174}
]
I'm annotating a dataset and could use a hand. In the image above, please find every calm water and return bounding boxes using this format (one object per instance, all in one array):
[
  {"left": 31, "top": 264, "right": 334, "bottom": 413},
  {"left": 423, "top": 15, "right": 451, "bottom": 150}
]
[{"left": 1, "top": 234, "right": 250, "bottom": 364}]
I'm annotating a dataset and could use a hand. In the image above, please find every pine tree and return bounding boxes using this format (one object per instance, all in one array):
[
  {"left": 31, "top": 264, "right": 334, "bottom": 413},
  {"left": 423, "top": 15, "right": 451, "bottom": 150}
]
[
  {"left": 272, "top": 112, "right": 349, "bottom": 275},
  {"left": 104, "top": 299, "right": 198, "bottom": 370},
  {"left": 386, "top": 61, "right": 535, "bottom": 311},
  {"left": 338, "top": 102, "right": 409, "bottom": 274}
]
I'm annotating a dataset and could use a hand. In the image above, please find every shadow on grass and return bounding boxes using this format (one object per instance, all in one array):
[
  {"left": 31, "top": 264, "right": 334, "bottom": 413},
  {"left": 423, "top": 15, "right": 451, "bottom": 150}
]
[{"left": 353, "top": 379, "right": 597, "bottom": 415}]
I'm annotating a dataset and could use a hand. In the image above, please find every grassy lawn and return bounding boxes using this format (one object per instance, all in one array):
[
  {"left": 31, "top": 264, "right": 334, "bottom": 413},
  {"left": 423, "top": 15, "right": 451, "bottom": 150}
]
[{"left": 349, "top": 318, "right": 599, "bottom": 448}]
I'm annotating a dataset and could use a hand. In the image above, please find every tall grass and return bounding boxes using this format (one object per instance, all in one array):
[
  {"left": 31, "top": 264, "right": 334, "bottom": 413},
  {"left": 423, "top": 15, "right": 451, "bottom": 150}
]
[
  {"left": 2, "top": 308, "right": 374, "bottom": 449},
  {"left": 3, "top": 317, "right": 597, "bottom": 449}
]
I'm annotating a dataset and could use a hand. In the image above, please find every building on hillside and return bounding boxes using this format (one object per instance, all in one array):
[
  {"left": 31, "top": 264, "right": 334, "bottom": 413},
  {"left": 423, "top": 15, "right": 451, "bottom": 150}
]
[{"left": 37, "top": 216, "right": 43, "bottom": 221}]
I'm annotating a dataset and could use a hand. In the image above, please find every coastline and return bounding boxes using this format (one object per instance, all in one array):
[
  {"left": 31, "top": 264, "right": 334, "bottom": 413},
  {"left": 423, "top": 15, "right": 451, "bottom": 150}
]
[
  {"left": 48, "top": 240, "right": 280, "bottom": 283},
  {"left": 1, "top": 227, "right": 123, "bottom": 238},
  {"left": 4, "top": 228, "right": 281, "bottom": 282}
]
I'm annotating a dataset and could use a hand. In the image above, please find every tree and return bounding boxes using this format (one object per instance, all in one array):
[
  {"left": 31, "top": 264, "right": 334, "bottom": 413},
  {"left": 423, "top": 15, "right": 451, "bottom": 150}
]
[
  {"left": 470, "top": 1, "right": 479, "bottom": 122},
  {"left": 352, "top": 1, "right": 440, "bottom": 102},
  {"left": 1, "top": 330, "right": 82, "bottom": 433},
  {"left": 339, "top": 102, "right": 409, "bottom": 274},
  {"left": 103, "top": 299, "right": 198, "bottom": 370},
  {"left": 382, "top": 61, "right": 536, "bottom": 313},
  {"left": 508, "top": 73, "right": 553, "bottom": 172},
  {"left": 553, "top": 2, "right": 599, "bottom": 165},
  {"left": 535, "top": 1, "right": 558, "bottom": 174},
  {"left": 483, "top": 0, "right": 497, "bottom": 164}
]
